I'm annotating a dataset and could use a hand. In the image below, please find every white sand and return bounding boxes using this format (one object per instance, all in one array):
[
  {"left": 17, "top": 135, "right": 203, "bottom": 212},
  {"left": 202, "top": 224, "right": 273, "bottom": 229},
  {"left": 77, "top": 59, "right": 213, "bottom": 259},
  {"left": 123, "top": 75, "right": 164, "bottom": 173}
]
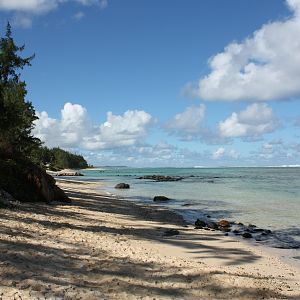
[{"left": 0, "top": 179, "right": 299, "bottom": 299}]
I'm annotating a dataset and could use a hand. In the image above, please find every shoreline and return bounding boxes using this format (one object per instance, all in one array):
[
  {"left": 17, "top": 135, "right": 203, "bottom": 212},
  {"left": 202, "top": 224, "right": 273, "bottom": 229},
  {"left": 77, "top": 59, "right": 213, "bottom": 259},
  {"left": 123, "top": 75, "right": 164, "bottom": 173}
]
[{"left": 0, "top": 178, "right": 299, "bottom": 299}]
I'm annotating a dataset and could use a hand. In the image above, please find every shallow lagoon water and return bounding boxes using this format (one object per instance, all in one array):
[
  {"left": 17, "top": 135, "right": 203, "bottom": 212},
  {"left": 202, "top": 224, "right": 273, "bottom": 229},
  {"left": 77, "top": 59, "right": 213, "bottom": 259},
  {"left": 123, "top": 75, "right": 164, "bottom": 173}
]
[{"left": 80, "top": 167, "right": 300, "bottom": 247}]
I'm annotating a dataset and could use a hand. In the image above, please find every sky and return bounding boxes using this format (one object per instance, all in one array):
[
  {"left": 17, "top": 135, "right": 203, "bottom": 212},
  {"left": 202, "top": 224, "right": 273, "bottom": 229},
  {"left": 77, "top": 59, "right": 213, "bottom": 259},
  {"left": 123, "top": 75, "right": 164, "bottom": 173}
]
[{"left": 1, "top": 0, "right": 300, "bottom": 167}]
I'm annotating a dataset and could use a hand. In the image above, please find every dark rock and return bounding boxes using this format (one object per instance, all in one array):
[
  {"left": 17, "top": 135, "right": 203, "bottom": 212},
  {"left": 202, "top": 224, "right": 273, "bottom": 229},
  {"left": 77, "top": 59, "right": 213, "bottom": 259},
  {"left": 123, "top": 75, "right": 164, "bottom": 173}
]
[
  {"left": 224, "top": 233, "right": 229, "bottom": 236},
  {"left": 233, "top": 229, "right": 240, "bottom": 235},
  {"left": 248, "top": 224, "right": 257, "bottom": 228},
  {"left": 138, "top": 175, "right": 184, "bottom": 182},
  {"left": 164, "top": 229, "right": 179, "bottom": 236},
  {"left": 153, "top": 196, "right": 170, "bottom": 202},
  {"left": 237, "top": 222, "right": 244, "bottom": 226},
  {"left": 242, "top": 232, "right": 253, "bottom": 239},
  {"left": 219, "top": 227, "right": 231, "bottom": 232},
  {"left": 207, "top": 221, "right": 218, "bottom": 230},
  {"left": 206, "top": 215, "right": 211, "bottom": 218},
  {"left": 262, "top": 229, "right": 272, "bottom": 235},
  {"left": 56, "top": 171, "right": 83, "bottom": 176},
  {"left": 195, "top": 219, "right": 206, "bottom": 228},
  {"left": 218, "top": 219, "right": 231, "bottom": 228},
  {"left": 115, "top": 183, "right": 130, "bottom": 189}
]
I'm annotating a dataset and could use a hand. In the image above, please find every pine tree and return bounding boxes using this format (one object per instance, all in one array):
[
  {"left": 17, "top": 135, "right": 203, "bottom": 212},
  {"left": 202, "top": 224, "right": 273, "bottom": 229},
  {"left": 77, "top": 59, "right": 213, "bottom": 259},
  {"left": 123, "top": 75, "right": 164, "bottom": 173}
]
[{"left": 0, "top": 22, "right": 40, "bottom": 158}]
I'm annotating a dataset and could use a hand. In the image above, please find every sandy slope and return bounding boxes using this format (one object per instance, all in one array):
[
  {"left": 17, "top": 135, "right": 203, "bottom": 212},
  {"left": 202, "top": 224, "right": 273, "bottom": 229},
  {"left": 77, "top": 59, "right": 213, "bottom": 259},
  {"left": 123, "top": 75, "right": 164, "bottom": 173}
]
[{"left": 0, "top": 179, "right": 299, "bottom": 299}]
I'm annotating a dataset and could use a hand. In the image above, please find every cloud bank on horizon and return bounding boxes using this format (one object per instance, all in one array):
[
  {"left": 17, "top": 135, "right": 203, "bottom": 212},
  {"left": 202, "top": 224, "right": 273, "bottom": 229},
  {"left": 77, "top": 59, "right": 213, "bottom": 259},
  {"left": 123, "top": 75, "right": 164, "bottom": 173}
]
[{"left": 187, "top": 0, "right": 300, "bottom": 102}]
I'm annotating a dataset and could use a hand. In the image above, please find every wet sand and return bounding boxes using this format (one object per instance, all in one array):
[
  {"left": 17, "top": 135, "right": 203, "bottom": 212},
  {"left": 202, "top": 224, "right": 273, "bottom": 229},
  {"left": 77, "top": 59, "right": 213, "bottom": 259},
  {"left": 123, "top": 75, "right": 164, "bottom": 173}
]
[{"left": 0, "top": 179, "right": 299, "bottom": 299}]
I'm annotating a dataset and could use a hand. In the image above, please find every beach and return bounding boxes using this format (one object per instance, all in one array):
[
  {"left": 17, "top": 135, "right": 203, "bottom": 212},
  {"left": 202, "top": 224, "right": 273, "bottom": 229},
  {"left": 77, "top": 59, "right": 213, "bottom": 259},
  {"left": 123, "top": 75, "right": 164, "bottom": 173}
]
[{"left": 0, "top": 179, "right": 299, "bottom": 299}]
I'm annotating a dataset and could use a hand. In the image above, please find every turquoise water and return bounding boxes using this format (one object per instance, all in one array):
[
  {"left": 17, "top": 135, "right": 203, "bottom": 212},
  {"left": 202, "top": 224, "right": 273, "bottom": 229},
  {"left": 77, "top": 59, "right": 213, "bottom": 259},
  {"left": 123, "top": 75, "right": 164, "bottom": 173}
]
[
  {"left": 79, "top": 167, "right": 300, "bottom": 247},
  {"left": 80, "top": 167, "right": 300, "bottom": 227}
]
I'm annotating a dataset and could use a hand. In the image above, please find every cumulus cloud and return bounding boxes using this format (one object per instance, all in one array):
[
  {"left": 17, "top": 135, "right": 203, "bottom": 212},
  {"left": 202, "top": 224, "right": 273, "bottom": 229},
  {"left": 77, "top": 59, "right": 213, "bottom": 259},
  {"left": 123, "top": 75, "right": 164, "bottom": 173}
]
[
  {"left": 33, "top": 103, "right": 153, "bottom": 150},
  {"left": 211, "top": 147, "right": 239, "bottom": 160},
  {"left": 187, "top": 0, "right": 300, "bottom": 101},
  {"left": 164, "top": 104, "right": 216, "bottom": 143},
  {"left": 0, "top": 0, "right": 57, "bottom": 13},
  {"left": 211, "top": 147, "right": 225, "bottom": 159},
  {"left": 218, "top": 103, "right": 278, "bottom": 139},
  {"left": 166, "top": 105, "right": 206, "bottom": 133}
]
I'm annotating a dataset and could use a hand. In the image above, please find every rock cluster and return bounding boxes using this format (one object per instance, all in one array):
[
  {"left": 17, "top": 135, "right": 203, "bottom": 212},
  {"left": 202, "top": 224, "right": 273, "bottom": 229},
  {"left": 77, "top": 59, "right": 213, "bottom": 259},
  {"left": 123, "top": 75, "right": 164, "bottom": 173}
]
[
  {"left": 56, "top": 170, "right": 83, "bottom": 176},
  {"left": 138, "top": 175, "right": 184, "bottom": 182},
  {"left": 194, "top": 217, "right": 273, "bottom": 240},
  {"left": 153, "top": 196, "right": 170, "bottom": 202},
  {"left": 115, "top": 183, "right": 130, "bottom": 189}
]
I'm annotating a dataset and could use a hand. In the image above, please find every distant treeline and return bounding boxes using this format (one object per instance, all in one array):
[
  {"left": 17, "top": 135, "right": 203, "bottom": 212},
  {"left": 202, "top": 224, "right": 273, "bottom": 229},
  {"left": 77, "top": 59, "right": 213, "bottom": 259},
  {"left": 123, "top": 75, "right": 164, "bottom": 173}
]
[{"left": 31, "top": 147, "right": 89, "bottom": 170}]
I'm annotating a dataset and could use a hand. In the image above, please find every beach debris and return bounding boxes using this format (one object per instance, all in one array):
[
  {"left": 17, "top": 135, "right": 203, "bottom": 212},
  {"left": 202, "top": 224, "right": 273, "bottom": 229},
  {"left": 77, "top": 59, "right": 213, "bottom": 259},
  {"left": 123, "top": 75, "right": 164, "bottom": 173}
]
[
  {"left": 194, "top": 219, "right": 206, "bottom": 229},
  {"left": 164, "top": 229, "right": 180, "bottom": 236},
  {"left": 242, "top": 232, "right": 253, "bottom": 238},
  {"left": 115, "top": 183, "right": 130, "bottom": 189},
  {"left": 153, "top": 196, "right": 170, "bottom": 202}
]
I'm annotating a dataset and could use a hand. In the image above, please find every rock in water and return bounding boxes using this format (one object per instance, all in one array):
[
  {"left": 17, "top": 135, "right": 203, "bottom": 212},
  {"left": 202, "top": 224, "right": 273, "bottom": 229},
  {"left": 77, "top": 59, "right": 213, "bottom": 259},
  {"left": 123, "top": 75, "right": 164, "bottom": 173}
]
[
  {"left": 218, "top": 219, "right": 231, "bottom": 231},
  {"left": 115, "top": 183, "right": 130, "bottom": 189},
  {"left": 207, "top": 221, "right": 218, "bottom": 230},
  {"left": 242, "top": 232, "right": 253, "bottom": 238},
  {"left": 153, "top": 195, "right": 170, "bottom": 201},
  {"left": 138, "top": 175, "right": 184, "bottom": 182},
  {"left": 56, "top": 170, "right": 83, "bottom": 176},
  {"left": 218, "top": 219, "right": 231, "bottom": 228},
  {"left": 195, "top": 219, "right": 206, "bottom": 228}
]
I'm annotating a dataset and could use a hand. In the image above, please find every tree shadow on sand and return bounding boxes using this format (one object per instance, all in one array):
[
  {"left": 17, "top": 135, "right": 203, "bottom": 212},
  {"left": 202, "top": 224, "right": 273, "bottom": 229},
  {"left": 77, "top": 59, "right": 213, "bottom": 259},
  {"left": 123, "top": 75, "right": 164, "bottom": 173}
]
[{"left": 0, "top": 188, "right": 299, "bottom": 299}]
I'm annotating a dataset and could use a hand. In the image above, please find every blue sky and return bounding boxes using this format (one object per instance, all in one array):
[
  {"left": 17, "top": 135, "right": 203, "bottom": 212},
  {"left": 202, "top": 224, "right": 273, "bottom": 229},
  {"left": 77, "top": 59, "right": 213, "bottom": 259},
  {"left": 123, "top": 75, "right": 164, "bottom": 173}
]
[{"left": 1, "top": 0, "right": 300, "bottom": 167}]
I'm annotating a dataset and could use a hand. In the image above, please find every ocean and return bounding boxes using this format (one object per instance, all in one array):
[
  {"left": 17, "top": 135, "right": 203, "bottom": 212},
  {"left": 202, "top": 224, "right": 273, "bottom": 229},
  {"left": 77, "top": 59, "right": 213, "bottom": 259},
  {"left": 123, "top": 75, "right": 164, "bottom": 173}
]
[{"left": 78, "top": 167, "right": 300, "bottom": 249}]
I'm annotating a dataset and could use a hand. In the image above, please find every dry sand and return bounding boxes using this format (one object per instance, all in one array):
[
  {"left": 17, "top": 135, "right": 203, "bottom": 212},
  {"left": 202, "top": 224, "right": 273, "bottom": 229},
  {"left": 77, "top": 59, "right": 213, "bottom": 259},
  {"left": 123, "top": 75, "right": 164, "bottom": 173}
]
[{"left": 0, "top": 179, "right": 299, "bottom": 299}]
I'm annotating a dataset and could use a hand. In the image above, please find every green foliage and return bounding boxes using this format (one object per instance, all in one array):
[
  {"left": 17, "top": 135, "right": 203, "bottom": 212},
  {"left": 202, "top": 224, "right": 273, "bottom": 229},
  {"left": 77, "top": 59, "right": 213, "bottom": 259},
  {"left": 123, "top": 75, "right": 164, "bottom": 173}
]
[
  {"left": 0, "top": 22, "right": 39, "bottom": 158},
  {"left": 31, "top": 146, "right": 89, "bottom": 170}
]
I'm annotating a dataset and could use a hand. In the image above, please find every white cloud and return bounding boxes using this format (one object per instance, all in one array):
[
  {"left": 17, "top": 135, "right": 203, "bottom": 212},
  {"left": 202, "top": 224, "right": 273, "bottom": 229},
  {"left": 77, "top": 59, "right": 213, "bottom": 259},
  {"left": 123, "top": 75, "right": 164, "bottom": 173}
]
[
  {"left": 0, "top": 0, "right": 108, "bottom": 27},
  {"left": 11, "top": 13, "right": 33, "bottom": 28},
  {"left": 33, "top": 103, "right": 153, "bottom": 150},
  {"left": 218, "top": 103, "right": 278, "bottom": 139},
  {"left": 0, "top": 0, "right": 108, "bottom": 13},
  {"left": 84, "top": 110, "right": 153, "bottom": 150},
  {"left": 73, "top": 11, "right": 85, "bottom": 20},
  {"left": 165, "top": 105, "right": 209, "bottom": 141},
  {"left": 0, "top": 0, "right": 58, "bottom": 14},
  {"left": 76, "top": 0, "right": 107, "bottom": 9},
  {"left": 211, "top": 147, "right": 225, "bottom": 159},
  {"left": 211, "top": 147, "right": 239, "bottom": 160},
  {"left": 187, "top": 0, "right": 300, "bottom": 101}
]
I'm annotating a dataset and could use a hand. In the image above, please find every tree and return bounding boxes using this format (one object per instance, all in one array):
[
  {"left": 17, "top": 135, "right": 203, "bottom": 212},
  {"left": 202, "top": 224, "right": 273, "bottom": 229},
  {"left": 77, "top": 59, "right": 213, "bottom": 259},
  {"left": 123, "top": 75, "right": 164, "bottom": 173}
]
[{"left": 0, "top": 22, "right": 39, "bottom": 158}]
